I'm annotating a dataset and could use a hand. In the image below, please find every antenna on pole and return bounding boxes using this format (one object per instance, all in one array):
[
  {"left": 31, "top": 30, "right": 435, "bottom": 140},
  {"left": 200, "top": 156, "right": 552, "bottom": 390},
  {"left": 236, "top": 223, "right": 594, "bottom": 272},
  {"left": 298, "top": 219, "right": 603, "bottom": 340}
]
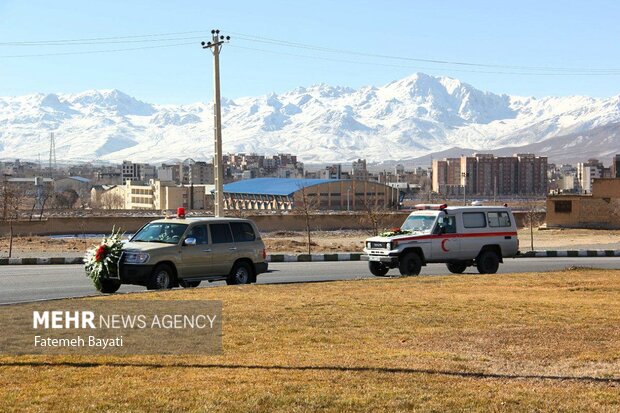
[{"left": 201, "top": 29, "right": 230, "bottom": 217}]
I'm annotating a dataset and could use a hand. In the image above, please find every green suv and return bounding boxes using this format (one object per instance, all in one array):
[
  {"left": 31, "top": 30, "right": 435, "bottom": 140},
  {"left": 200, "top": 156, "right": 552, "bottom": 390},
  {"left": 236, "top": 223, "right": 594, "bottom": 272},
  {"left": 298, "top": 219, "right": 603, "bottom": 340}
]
[{"left": 99, "top": 217, "right": 268, "bottom": 293}]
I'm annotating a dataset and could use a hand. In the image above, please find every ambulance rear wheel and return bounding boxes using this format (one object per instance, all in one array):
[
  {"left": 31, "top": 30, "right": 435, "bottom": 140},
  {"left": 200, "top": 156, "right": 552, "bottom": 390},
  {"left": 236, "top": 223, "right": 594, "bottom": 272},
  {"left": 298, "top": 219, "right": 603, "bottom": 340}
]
[{"left": 476, "top": 251, "right": 500, "bottom": 274}]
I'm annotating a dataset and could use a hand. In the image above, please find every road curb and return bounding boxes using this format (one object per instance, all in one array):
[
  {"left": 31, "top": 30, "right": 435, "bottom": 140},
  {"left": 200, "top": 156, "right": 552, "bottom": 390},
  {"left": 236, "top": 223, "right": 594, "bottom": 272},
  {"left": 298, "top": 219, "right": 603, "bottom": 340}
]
[
  {"left": 0, "top": 250, "right": 619, "bottom": 265},
  {"left": 516, "top": 250, "right": 620, "bottom": 258}
]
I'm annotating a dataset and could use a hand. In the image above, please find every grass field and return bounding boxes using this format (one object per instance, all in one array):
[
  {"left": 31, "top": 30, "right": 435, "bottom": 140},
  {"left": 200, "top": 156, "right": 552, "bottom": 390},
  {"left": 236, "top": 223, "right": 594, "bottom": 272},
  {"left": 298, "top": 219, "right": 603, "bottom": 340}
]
[{"left": 1, "top": 269, "right": 619, "bottom": 412}]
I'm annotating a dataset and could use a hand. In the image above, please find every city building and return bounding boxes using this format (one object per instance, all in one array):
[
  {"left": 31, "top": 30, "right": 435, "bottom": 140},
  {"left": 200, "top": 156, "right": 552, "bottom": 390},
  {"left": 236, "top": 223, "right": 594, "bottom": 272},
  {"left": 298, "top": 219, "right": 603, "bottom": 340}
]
[
  {"left": 432, "top": 153, "right": 547, "bottom": 196},
  {"left": 91, "top": 179, "right": 214, "bottom": 210},
  {"left": 222, "top": 178, "right": 398, "bottom": 211},
  {"left": 319, "top": 164, "right": 342, "bottom": 180},
  {"left": 121, "top": 161, "right": 156, "bottom": 183},
  {"left": 352, "top": 159, "right": 369, "bottom": 181},
  {"left": 575, "top": 159, "right": 612, "bottom": 193},
  {"left": 612, "top": 154, "right": 620, "bottom": 178},
  {"left": 547, "top": 178, "right": 620, "bottom": 229},
  {"left": 54, "top": 176, "right": 92, "bottom": 202},
  {"left": 432, "top": 158, "right": 462, "bottom": 196}
]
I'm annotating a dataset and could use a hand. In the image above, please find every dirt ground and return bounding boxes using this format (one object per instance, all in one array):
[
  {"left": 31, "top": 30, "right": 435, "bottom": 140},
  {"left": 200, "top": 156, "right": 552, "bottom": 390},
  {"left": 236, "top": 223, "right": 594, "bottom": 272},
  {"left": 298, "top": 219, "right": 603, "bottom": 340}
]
[{"left": 1, "top": 228, "right": 620, "bottom": 257}]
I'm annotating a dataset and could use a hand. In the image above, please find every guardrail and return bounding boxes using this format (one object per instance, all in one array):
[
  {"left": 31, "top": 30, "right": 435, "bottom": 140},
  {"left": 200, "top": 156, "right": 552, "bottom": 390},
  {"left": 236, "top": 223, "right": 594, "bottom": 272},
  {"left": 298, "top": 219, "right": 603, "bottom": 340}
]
[{"left": 0, "top": 250, "right": 618, "bottom": 265}]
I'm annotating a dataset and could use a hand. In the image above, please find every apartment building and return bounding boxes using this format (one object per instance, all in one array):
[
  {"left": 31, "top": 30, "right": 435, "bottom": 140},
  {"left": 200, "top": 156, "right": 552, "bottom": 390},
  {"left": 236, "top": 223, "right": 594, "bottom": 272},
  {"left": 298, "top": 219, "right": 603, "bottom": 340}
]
[{"left": 432, "top": 153, "right": 547, "bottom": 196}]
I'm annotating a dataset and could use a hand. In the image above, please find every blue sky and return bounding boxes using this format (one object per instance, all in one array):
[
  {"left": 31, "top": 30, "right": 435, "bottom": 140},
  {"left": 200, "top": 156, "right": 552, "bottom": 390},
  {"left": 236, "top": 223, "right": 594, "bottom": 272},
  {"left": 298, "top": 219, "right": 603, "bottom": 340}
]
[{"left": 1, "top": 0, "right": 619, "bottom": 103}]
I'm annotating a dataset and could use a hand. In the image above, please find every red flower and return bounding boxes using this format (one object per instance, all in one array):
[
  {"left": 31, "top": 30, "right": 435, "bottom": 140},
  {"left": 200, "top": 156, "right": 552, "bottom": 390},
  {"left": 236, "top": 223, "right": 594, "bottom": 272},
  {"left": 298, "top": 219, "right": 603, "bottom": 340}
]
[
  {"left": 95, "top": 244, "right": 107, "bottom": 262},
  {"left": 390, "top": 227, "right": 401, "bottom": 232}
]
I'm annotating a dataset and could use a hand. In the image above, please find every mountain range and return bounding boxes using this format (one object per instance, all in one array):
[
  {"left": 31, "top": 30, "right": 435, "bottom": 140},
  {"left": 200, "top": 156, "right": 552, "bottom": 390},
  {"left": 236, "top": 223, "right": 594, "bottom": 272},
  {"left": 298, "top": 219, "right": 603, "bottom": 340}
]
[{"left": 1, "top": 72, "right": 619, "bottom": 165}]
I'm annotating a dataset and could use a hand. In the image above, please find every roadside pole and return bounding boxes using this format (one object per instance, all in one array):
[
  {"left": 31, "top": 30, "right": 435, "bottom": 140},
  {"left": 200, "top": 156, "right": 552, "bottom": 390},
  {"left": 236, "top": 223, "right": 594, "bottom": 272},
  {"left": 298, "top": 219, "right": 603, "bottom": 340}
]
[{"left": 201, "top": 30, "right": 230, "bottom": 217}]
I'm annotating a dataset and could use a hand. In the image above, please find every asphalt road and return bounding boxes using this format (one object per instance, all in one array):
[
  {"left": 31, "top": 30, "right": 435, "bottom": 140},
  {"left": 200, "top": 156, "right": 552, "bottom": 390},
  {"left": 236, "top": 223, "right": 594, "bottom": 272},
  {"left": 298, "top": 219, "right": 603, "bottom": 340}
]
[{"left": 1, "top": 257, "right": 619, "bottom": 305}]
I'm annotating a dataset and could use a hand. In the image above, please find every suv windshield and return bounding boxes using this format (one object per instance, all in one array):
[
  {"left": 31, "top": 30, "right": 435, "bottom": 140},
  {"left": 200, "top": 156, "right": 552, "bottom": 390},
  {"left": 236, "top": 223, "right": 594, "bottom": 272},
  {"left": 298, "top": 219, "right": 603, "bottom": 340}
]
[
  {"left": 400, "top": 214, "right": 437, "bottom": 234},
  {"left": 131, "top": 223, "right": 188, "bottom": 244}
]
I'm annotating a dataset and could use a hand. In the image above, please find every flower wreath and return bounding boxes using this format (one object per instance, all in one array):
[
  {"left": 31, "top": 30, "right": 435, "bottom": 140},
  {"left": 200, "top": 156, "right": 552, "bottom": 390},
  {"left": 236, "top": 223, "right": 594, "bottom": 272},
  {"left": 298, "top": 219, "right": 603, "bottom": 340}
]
[
  {"left": 378, "top": 227, "right": 412, "bottom": 237},
  {"left": 84, "top": 227, "right": 124, "bottom": 291}
]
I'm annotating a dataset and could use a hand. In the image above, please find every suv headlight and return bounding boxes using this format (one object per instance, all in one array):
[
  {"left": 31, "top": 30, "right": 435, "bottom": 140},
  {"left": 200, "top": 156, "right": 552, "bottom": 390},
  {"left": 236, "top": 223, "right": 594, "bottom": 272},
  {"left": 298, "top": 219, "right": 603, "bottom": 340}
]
[
  {"left": 124, "top": 251, "right": 150, "bottom": 264},
  {"left": 386, "top": 242, "right": 391, "bottom": 250}
]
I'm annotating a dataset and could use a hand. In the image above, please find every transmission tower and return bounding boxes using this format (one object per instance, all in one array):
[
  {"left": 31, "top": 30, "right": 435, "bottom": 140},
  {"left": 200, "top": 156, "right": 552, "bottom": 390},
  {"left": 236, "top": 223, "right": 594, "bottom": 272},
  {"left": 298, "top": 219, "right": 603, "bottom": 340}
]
[{"left": 48, "top": 132, "right": 57, "bottom": 179}]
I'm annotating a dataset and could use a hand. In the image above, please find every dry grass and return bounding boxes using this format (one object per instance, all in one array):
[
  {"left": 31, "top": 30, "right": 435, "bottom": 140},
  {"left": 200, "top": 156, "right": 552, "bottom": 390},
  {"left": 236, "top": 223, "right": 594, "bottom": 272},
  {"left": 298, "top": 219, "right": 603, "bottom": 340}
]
[{"left": 1, "top": 269, "right": 619, "bottom": 411}]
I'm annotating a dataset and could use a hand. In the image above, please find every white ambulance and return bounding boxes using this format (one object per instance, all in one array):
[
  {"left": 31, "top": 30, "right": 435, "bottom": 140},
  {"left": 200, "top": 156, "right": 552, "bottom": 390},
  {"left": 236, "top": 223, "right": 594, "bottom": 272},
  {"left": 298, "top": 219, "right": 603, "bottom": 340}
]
[{"left": 363, "top": 204, "right": 519, "bottom": 276}]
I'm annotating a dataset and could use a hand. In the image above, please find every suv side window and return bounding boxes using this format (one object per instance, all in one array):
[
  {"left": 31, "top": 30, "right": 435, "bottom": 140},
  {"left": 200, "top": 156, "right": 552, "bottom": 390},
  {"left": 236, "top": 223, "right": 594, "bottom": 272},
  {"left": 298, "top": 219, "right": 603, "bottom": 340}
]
[
  {"left": 210, "top": 223, "right": 233, "bottom": 244},
  {"left": 230, "top": 222, "right": 256, "bottom": 242},
  {"left": 187, "top": 224, "right": 209, "bottom": 244},
  {"left": 488, "top": 211, "right": 512, "bottom": 227},
  {"left": 463, "top": 212, "right": 486, "bottom": 228}
]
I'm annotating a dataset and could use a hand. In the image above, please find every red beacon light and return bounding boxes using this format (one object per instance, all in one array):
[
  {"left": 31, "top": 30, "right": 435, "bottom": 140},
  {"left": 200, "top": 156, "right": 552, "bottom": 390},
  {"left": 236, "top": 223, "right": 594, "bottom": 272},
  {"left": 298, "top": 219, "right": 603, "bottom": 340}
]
[
  {"left": 177, "top": 207, "right": 186, "bottom": 219},
  {"left": 414, "top": 203, "right": 448, "bottom": 210}
]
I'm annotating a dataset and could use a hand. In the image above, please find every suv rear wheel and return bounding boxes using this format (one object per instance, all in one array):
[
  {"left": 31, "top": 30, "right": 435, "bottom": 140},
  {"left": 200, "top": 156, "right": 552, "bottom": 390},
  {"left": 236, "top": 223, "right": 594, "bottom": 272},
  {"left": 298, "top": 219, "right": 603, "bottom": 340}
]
[
  {"left": 227, "top": 262, "right": 253, "bottom": 285},
  {"left": 399, "top": 252, "right": 422, "bottom": 276},
  {"left": 446, "top": 262, "right": 468, "bottom": 274},
  {"left": 369, "top": 261, "right": 389, "bottom": 277},
  {"left": 476, "top": 251, "right": 500, "bottom": 274},
  {"left": 147, "top": 264, "right": 174, "bottom": 290}
]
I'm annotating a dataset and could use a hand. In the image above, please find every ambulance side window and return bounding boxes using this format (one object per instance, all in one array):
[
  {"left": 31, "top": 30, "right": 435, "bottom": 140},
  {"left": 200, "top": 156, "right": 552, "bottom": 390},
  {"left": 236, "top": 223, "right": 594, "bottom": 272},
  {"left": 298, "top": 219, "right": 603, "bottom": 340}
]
[
  {"left": 435, "top": 215, "right": 457, "bottom": 234},
  {"left": 463, "top": 212, "right": 487, "bottom": 228}
]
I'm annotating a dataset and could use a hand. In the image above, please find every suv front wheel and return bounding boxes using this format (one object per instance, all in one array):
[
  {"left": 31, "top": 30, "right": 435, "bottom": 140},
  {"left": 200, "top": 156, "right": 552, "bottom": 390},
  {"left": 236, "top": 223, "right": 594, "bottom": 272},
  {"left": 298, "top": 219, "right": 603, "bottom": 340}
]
[
  {"left": 98, "top": 278, "right": 121, "bottom": 294},
  {"left": 147, "top": 264, "right": 174, "bottom": 290}
]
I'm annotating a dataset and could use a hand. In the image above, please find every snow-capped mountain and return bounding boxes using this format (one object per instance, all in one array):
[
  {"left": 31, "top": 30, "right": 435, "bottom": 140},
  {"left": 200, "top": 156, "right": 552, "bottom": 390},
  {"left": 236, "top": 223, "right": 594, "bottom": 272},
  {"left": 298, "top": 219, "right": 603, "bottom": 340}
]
[{"left": 1, "top": 72, "right": 620, "bottom": 164}]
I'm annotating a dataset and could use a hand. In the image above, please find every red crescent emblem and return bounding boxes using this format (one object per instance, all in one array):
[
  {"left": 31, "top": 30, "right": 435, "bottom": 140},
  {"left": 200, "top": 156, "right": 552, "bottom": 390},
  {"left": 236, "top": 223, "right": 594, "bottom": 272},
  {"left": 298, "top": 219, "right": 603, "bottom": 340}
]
[{"left": 441, "top": 238, "right": 450, "bottom": 252}]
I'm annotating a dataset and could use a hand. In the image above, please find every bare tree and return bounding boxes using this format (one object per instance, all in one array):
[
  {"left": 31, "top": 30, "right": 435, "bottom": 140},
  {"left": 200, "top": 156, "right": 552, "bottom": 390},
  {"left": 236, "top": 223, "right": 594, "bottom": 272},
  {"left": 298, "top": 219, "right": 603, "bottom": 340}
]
[
  {"left": 0, "top": 181, "right": 27, "bottom": 258},
  {"left": 99, "top": 191, "right": 125, "bottom": 209},
  {"left": 522, "top": 199, "right": 544, "bottom": 251},
  {"left": 28, "top": 184, "right": 52, "bottom": 221},
  {"left": 359, "top": 200, "right": 392, "bottom": 235},
  {"left": 52, "top": 189, "right": 79, "bottom": 209},
  {"left": 295, "top": 185, "right": 318, "bottom": 255}
]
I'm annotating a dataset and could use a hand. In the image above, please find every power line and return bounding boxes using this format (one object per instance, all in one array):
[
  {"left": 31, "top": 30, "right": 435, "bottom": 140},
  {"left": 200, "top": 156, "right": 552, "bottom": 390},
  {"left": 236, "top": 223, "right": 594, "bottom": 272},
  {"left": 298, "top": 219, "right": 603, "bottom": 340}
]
[
  {"left": 227, "top": 31, "right": 620, "bottom": 74},
  {"left": 228, "top": 44, "right": 620, "bottom": 77},
  {"left": 1, "top": 28, "right": 620, "bottom": 76},
  {"left": 0, "top": 30, "right": 211, "bottom": 45},
  {"left": 0, "top": 35, "right": 207, "bottom": 47},
  {"left": 228, "top": 31, "right": 620, "bottom": 74},
  {"left": 0, "top": 41, "right": 196, "bottom": 58}
]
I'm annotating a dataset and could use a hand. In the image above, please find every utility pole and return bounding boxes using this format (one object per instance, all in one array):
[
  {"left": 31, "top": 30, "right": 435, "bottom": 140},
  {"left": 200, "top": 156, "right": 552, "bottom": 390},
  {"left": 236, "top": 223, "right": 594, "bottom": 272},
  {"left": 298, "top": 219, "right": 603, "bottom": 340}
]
[{"left": 202, "top": 29, "right": 230, "bottom": 217}]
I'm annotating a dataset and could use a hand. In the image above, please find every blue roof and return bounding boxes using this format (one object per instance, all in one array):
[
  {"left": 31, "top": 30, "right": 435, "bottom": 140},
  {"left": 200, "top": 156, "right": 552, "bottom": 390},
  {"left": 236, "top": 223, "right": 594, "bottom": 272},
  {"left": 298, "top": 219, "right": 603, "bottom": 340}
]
[
  {"left": 223, "top": 178, "right": 336, "bottom": 196},
  {"left": 67, "top": 176, "right": 91, "bottom": 183}
]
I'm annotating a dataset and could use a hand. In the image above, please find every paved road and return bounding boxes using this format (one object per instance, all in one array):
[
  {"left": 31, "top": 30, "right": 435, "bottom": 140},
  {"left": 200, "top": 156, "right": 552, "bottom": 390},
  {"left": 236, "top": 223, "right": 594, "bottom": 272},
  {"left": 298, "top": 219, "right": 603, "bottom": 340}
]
[{"left": 1, "top": 257, "right": 619, "bottom": 305}]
